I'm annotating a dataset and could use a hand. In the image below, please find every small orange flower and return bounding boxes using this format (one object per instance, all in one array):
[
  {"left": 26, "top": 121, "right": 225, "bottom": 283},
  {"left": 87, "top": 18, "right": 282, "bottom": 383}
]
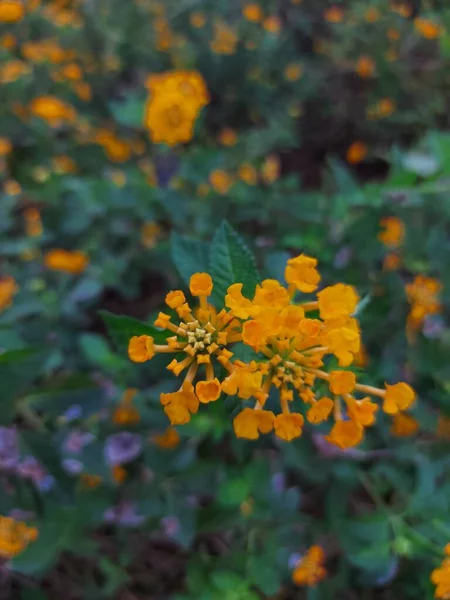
[
  {"left": 307, "top": 398, "right": 334, "bottom": 424},
  {"left": 243, "top": 3, "right": 263, "bottom": 23},
  {"left": 44, "top": 249, "right": 88, "bottom": 274},
  {"left": 284, "top": 63, "right": 303, "bottom": 81},
  {"left": 0, "top": 137, "right": 12, "bottom": 156},
  {"left": 0, "top": 276, "right": 18, "bottom": 311},
  {"left": 80, "top": 474, "right": 102, "bottom": 489},
  {"left": 196, "top": 378, "right": 221, "bottom": 403},
  {"left": 326, "top": 420, "right": 363, "bottom": 449},
  {"left": 128, "top": 335, "right": 155, "bottom": 363},
  {"left": 190, "top": 11, "right": 206, "bottom": 28},
  {"left": 218, "top": 127, "right": 237, "bottom": 147},
  {"left": 0, "top": 0, "right": 24, "bottom": 22},
  {"left": 0, "top": 517, "right": 38, "bottom": 559},
  {"left": 190, "top": 273, "right": 213, "bottom": 297},
  {"left": 329, "top": 370, "right": 356, "bottom": 395},
  {"left": 112, "top": 465, "right": 127, "bottom": 484},
  {"left": 113, "top": 389, "right": 140, "bottom": 425},
  {"left": 238, "top": 163, "right": 258, "bottom": 185},
  {"left": 209, "top": 169, "right": 233, "bottom": 194},
  {"left": 274, "top": 413, "right": 304, "bottom": 441},
  {"left": 324, "top": 6, "right": 344, "bottom": 23},
  {"left": 383, "top": 252, "right": 402, "bottom": 271},
  {"left": 263, "top": 15, "right": 281, "bottom": 33},
  {"left": 233, "top": 408, "right": 275, "bottom": 439},
  {"left": 378, "top": 217, "right": 404, "bottom": 248},
  {"left": 383, "top": 382, "right": 415, "bottom": 415},
  {"left": 414, "top": 17, "right": 443, "bottom": 39},
  {"left": 261, "top": 154, "right": 280, "bottom": 184},
  {"left": 431, "top": 546, "right": 450, "bottom": 599},
  {"left": 30, "top": 96, "right": 76, "bottom": 126},
  {"left": 346, "top": 141, "right": 368, "bottom": 164},
  {"left": 364, "top": 7, "right": 380, "bottom": 22},
  {"left": 153, "top": 427, "right": 180, "bottom": 448},
  {"left": 292, "top": 545, "right": 327, "bottom": 587},
  {"left": 391, "top": 413, "right": 419, "bottom": 437}
]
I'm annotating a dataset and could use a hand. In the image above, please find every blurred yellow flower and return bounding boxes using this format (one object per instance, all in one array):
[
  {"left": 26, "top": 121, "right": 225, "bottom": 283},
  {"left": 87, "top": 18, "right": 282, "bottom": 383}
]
[{"left": 44, "top": 249, "right": 89, "bottom": 274}]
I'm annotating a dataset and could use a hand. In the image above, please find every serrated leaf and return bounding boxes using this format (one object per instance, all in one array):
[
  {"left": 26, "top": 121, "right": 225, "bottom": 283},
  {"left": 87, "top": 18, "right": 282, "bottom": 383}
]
[
  {"left": 209, "top": 222, "right": 260, "bottom": 308},
  {"left": 99, "top": 310, "right": 167, "bottom": 354},
  {"left": 171, "top": 233, "right": 210, "bottom": 285}
]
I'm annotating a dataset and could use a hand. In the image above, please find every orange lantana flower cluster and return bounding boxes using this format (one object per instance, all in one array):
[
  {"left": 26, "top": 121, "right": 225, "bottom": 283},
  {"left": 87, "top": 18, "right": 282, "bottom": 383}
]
[
  {"left": 128, "top": 256, "right": 415, "bottom": 448},
  {"left": 292, "top": 545, "right": 327, "bottom": 587},
  {"left": 0, "top": 516, "right": 38, "bottom": 559},
  {"left": 406, "top": 274, "right": 442, "bottom": 335},
  {"left": 431, "top": 544, "right": 450, "bottom": 599},
  {"left": 143, "top": 70, "right": 209, "bottom": 146}
]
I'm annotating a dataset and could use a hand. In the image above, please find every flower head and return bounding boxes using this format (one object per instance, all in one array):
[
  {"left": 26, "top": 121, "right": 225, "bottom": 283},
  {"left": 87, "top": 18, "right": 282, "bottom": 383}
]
[
  {"left": 104, "top": 432, "right": 142, "bottom": 466},
  {"left": 44, "top": 249, "right": 88, "bottom": 274},
  {"left": 292, "top": 545, "right": 327, "bottom": 586},
  {"left": 144, "top": 70, "right": 209, "bottom": 145},
  {"left": 0, "top": 516, "right": 38, "bottom": 559},
  {"left": 0, "top": 276, "right": 18, "bottom": 311},
  {"left": 431, "top": 545, "right": 450, "bottom": 599}
]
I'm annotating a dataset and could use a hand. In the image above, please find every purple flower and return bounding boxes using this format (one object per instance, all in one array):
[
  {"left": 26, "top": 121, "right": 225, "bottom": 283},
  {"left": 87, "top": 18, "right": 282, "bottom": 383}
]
[
  {"left": 423, "top": 315, "right": 445, "bottom": 339},
  {"left": 104, "top": 432, "right": 142, "bottom": 466},
  {"left": 62, "top": 458, "right": 83, "bottom": 474},
  {"left": 103, "top": 501, "right": 145, "bottom": 526},
  {"left": 18, "top": 457, "right": 54, "bottom": 492},
  {"left": 0, "top": 427, "right": 19, "bottom": 470},
  {"left": 161, "top": 516, "right": 180, "bottom": 538},
  {"left": 62, "top": 404, "right": 83, "bottom": 422},
  {"left": 334, "top": 247, "right": 353, "bottom": 269},
  {"left": 64, "top": 430, "right": 95, "bottom": 453},
  {"left": 271, "top": 473, "right": 286, "bottom": 495},
  {"left": 288, "top": 553, "right": 301, "bottom": 569}
]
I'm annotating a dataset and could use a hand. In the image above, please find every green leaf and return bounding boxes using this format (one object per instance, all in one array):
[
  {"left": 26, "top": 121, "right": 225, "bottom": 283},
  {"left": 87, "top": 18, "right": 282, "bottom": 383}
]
[
  {"left": 171, "top": 233, "right": 210, "bottom": 285},
  {"left": 99, "top": 310, "right": 167, "bottom": 354},
  {"left": 209, "top": 222, "right": 260, "bottom": 308},
  {"left": 109, "top": 93, "right": 145, "bottom": 128}
]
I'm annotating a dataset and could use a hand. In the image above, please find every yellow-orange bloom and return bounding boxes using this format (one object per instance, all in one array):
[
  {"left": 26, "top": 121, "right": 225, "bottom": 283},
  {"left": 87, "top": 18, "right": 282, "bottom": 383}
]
[
  {"left": 326, "top": 420, "right": 363, "bottom": 449},
  {"left": 209, "top": 170, "right": 233, "bottom": 194},
  {"left": 0, "top": 516, "right": 38, "bottom": 559},
  {"left": 284, "top": 63, "right": 303, "bottom": 81},
  {"left": 317, "top": 283, "right": 359, "bottom": 321},
  {"left": 274, "top": 413, "right": 304, "bottom": 441},
  {"left": 378, "top": 216, "right": 404, "bottom": 248},
  {"left": 233, "top": 408, "right": 275, "bottom": 439},
  {"left": 383, "top": 382, "right": 415, "bottom": 414},
  {"left": 285, "top": 254, "right": 320, "bottom": 293},
  {"left": 153, "top": 427, "right": 180, "bottom": 448},
  {"left": 292, "top": 545, "right": 327, "bottom": 586},
  {"left": 30, "top": 96, "right": 76, "bottom": 126},
  {"left": 329, "top": 370, "right": 356, "bottom": 395},
  {"left": 346, "top": 141, "right": 368, "bottom": 164},
  {"left": 190, "top": 272, "right": 213, "bottom": 297},
  {"left": 391, "top": 413, "right": 419, "bottom": 437},
  {"left": 128, "top": 335, "right": 155, "bottom": 363},
  {"left": 243, "top": 3, "right": 263, "bottom": 23},
  {"left": 0, "top": 276, "right": 18, "bottom": 311},
  {"left": 356, "top": 56, "right": 375, "bottom": 78},
  {"left": 431, "top": 546, "right": 450, "bottom": 599},
  {"left": 44, "top": 249, "right": 88, "bottom": 274},
  {"left": 113, "top": 388, "right": 140, "bottom": 425},
  {"left": 307, "top": 397, "right": 334, "bottom": 424},
  {"left": 196, "top": 378, "right": 221, "bottom": 403},
  {"left": 414, "top": 17, "right": 443, "bottom": 39},
  {"left": 0, "top": 0, "right": 24, "bottom": 22}
]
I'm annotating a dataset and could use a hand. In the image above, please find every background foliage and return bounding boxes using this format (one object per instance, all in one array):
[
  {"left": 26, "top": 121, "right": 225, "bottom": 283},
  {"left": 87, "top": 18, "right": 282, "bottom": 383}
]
[{"left": 1, "top": 0, "right": 450, "bottom": 598}]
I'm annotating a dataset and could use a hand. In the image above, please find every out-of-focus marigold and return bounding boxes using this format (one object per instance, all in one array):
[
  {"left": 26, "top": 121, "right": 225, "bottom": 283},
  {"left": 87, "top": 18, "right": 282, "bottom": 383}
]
[
  {"left": 378, "top": 216, "right": 404, "bottom": 248},
  {"left": 406, "top": 275, "right": 442, "bottom": 334},
  {"left": 44, "top": 249, "right": 89, "bottom": 274},
  {"left": 431, "top": 544, "right": 450, "bottom": 599},
  {"left": 414, "top": 17, "right": 443, "bottom": 39},
  {"left": 0, "top": 0, "right": 24, "bottom": 22},
  {"left": 129, "top": 256, "right": 415, "bottom": 448},
  {"left": 30, "top": 96, "right": 76, "bottom": 126},
  {"left": 0, "top": 516, "right": 38, "bottom": 559},
  {"left": 0, "top": 276, "right": 18, "bottom": 312},
  {"left": 292, "top": 545, "right": 327, "bottom": 586},
  {"left": 144, "top": 70, "right": 209, "bottom": 146}
]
